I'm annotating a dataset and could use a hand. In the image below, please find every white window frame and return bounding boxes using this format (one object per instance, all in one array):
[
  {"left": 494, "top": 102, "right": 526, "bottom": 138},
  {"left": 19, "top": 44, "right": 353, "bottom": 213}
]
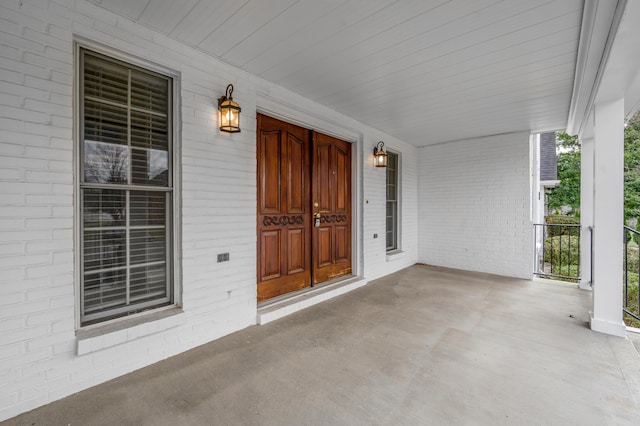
[
  {"left": 386, "top": 151, "right": 400, "bottom": 253},
  {"left": 74, "top": 41, "right": 181, "bottom": 328}
]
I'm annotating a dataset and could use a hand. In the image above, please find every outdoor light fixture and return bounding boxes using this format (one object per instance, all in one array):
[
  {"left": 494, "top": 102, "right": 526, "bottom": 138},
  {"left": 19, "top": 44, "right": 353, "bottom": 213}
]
[
  {"left": 373, "top": 141, "right": 388, "bottom": 167},
  {"left": 218, "top": 84, "right": 241, "bottom": 133}
]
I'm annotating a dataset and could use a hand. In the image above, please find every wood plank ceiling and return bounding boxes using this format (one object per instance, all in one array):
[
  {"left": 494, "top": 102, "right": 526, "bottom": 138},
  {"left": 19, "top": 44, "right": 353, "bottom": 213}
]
[{"left": 89, "top": 0, "right": 584, "bottom": 146}]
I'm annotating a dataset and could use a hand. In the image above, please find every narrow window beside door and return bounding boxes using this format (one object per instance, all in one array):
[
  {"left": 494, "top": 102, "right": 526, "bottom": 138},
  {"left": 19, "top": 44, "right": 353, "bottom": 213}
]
[
  {"left": 386, "top": 152, "right": 399, "bottom": 252},
  {"left": 79, "top": 48, "right": 175, "bottom": 325}
]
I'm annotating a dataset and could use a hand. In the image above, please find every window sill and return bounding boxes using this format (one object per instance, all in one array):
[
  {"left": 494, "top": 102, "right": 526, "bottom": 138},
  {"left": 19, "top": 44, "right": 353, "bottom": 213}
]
[
  {"left": 76, "top": 307, "right": 183, "bottom": 356},
  {"left": 386, "top": 250, "right": 405, "bottom": 261}
]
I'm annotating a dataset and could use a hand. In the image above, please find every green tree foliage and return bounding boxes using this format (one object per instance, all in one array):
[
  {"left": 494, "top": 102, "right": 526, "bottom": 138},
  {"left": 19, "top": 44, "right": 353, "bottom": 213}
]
[
  {"left": 547, "top": 132, "right": 580, "bottom": 212},
  {"left": 625, "top": 112, "right": 640, "bottom": 220},
  {"left": 547, "top": 110, "right": 640, "bottom": 222}
]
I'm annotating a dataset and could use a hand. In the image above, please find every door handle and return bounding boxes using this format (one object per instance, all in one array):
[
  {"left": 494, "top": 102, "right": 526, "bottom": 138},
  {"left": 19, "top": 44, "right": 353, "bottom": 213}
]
[{"left": 313, "top": 212, "right": 321, "bottom": 227}]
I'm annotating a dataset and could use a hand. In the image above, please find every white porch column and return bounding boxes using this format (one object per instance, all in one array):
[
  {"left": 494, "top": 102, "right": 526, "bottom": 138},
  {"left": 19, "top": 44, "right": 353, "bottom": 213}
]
[
  {"left": 580, "top": 135, "right": 594, "bottom": 290},
  {"left": 590, "top": 98, "right": 626, "bottom": 336},
  {"left": 531, "top": 134, "right": 543, "bottom": 274},
  {"left": 531, "top": 134, "right": 544, "bottom": 224}
]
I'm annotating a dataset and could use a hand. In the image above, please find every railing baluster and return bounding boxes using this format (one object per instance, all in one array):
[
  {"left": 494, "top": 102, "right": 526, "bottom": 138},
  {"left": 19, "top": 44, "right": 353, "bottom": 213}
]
[
  {"left": 637, "top": 230, "right": 640, "bottom": 317},
  {"left": 541, "top": 226, "right": 547, "bottom": 273},
  {"left": 568, "top": 231, "right": 571, "bottom": 277},
  {"left": 590, "top": 227, "right": 594, "bottom": 285},
  {"left": 624, "top": 229, "right": 628, "bottom": 308},
  {"left": 577, "top": 226, "right": 580, "bottom": 277},
  {"left": 533, "top": 225, "right": 538, "bottom": 275},
  {"left": 551, "top": 225, "right": 554, "bottom": 275},
  {"left": 533, "top": 223, "right": 581, "bottom": 281},
  {"left": 560, "top": 229, "right": 564, "bottom": 276},
  {"left": 542, "top": 226, "right": 553, "bottom": 272}
]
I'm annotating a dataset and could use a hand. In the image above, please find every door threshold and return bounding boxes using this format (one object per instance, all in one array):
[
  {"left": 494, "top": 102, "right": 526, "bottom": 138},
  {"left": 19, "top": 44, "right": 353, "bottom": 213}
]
[{"left": 257, "top": 276, "right": 368, "bottom": 325}]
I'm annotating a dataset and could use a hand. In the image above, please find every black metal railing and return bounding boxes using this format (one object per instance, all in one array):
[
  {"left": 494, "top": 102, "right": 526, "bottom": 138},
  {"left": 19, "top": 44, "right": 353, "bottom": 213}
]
[
  {"left": 588, "top": 226, "right": 593, "bottom": 286},
  {"left": 533, "top": 223, "right": 581, "bottom": 281},
  {"left": 623, "top": 226, "right": 640, "bottom": 323}
]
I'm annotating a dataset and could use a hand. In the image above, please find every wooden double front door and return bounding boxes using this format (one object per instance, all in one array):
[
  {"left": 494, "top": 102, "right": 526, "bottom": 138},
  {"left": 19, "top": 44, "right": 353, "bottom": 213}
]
[{"left": 257, "top": 114, "right": 352, "bottom": 301}]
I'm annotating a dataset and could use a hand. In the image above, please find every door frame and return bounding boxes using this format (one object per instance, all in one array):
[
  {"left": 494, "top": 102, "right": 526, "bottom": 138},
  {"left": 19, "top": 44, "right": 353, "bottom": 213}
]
[{"left": 255, "top": 96, "right": 363, "bottom": 283}]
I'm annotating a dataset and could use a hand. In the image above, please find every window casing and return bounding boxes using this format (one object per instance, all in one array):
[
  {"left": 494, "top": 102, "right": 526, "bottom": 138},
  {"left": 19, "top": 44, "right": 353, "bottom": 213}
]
[
  {"left": 79, "top": 48, "right": 174, "bottom": 325},
  {"left": 386, "top": 152, "right": 399, "bottom": 252}
]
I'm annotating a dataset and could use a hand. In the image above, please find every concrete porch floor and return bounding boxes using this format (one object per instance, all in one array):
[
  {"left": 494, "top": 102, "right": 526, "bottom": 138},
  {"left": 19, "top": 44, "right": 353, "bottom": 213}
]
[{"left": 4, "top": 264, "right": 640, "bottom": 425}]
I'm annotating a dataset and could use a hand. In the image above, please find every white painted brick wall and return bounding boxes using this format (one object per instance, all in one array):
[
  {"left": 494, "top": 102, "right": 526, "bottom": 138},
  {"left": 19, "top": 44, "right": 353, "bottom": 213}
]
[
  {"left": 417, "top": 133, "right": 533, "bottom": 279},
  {"left": 0, "top": 0, "right": 420, "bottom": 421},
  {"left": 362, "top": 137, "right": 419, "bottom": 280}
]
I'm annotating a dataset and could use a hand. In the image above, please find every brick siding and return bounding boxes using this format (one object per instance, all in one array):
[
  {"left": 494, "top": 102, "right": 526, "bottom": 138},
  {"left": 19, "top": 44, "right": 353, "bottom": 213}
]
[{"left": 417, "top": 133, "right": 533, "bottom": 279}]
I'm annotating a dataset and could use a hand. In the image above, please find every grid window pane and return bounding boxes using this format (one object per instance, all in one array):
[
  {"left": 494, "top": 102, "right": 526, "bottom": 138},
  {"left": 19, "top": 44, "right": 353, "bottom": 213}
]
[
  {"left": 386, "top": 230, "right": 394, "bottom": 249},
  {"left": 83, "top": 188, "right": 126, "bottom": 227},
  {"left": 84, "top": 141, "right": 129, "bottom": 184},
  {"left": 130, "top": 264, "right": 167, "bottom": 303},
  {"left": 83, "top": 229, "right": 126, "bottom": 272},
  {"left": 131, "top": 110, "right": 168, "bottom": 150},
  {"left": 131, "top": 148, "right": 168, "bottom": 186},
  {"left": 130, "top": 229, "right": 166, "bottom": 266},
  {"left": 80, "top": 48, "right": 173, "bottom": 325},
  {"left": 387, "top": 152, "right": 397, "bottom": 169},
  {"left": 84, "top": 100, "right": 128, "bottom": 146},
  {"left": 83, "top": 269, "right": 127, "bottom": 315},
  {"left": 84, "top": 54, "right": 129, "bottom": 105},
  {"left": 386, "top": 183, "right": 396, "bottom": 200},
  {"left": 131, "top": 69, "right": 168, "bottom": 113},
  {"left": 130, "top": 191, "right": 166, "bottom": 226}
]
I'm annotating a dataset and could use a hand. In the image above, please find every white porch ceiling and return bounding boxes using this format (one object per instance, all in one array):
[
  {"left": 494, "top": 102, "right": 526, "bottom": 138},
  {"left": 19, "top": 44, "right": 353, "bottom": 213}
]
[{"left": 90, "top": 0, "right": 585, "bottom": 146}]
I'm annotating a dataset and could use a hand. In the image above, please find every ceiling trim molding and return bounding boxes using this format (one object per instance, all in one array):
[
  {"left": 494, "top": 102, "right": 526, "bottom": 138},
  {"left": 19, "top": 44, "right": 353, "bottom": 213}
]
[
  {"left": 566, "top": 0, "right": 599, "bottom": 135},
  {"left": 417, "top": 130, "right": 531, "bottom": 149},
  {"left": 567, "top": 0, "right": 627, "bottom": 136}
]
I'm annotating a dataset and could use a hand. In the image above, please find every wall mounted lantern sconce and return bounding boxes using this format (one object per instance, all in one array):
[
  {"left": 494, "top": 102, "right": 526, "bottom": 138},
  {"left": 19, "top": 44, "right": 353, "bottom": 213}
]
[
  {"left": 373, "top": 141, "right": 388, "bottom": 167},
  {"left": 218, "top": 84, "right": 241, "bottom": 133}
]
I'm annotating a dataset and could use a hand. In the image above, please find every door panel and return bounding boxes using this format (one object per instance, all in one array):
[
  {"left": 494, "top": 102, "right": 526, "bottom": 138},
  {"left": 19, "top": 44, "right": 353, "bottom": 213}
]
[
  {"left": 312, "top": 132, "right": 352, "bottom": 284},
  {"left": 336, "top": 148, "right": 347, "bottom": 211},
  {"left": 287, "top": 229, "right": 305, "bottom": 274},
  {"left": 316, "top": 144, "right": 331, "bottom": 210},
  {"left": 335, "top": 225, "right": 348, "bottom": 262},
  {"left": 260, "top": 230, "right": 281, "bottom": 280},
  {"left": 257, "top": 114, "right": 311, "bottom": 301},
  {"left": 288, "top": 134, "right": 305, "bottom": 213},
  {"left": 317, "top": 227, "right": 332, "bottom": 267},
  {"left": 260, "top": 132, "right": 281, "bottom": 212}
]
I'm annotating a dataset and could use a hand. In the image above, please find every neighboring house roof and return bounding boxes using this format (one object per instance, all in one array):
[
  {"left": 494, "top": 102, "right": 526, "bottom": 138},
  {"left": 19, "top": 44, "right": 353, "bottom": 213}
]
[{"left": 540, "top": 132, "right": 558, "bottom": 182}]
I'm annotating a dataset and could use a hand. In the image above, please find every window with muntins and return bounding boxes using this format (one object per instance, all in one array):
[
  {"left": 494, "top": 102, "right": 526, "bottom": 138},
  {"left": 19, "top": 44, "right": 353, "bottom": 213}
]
[
  {"left": 386, "top": 152, "right": 398, "bottom": 251},
  {"left": 79, "top": 48, "right": 174, "bottom": 325}
]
